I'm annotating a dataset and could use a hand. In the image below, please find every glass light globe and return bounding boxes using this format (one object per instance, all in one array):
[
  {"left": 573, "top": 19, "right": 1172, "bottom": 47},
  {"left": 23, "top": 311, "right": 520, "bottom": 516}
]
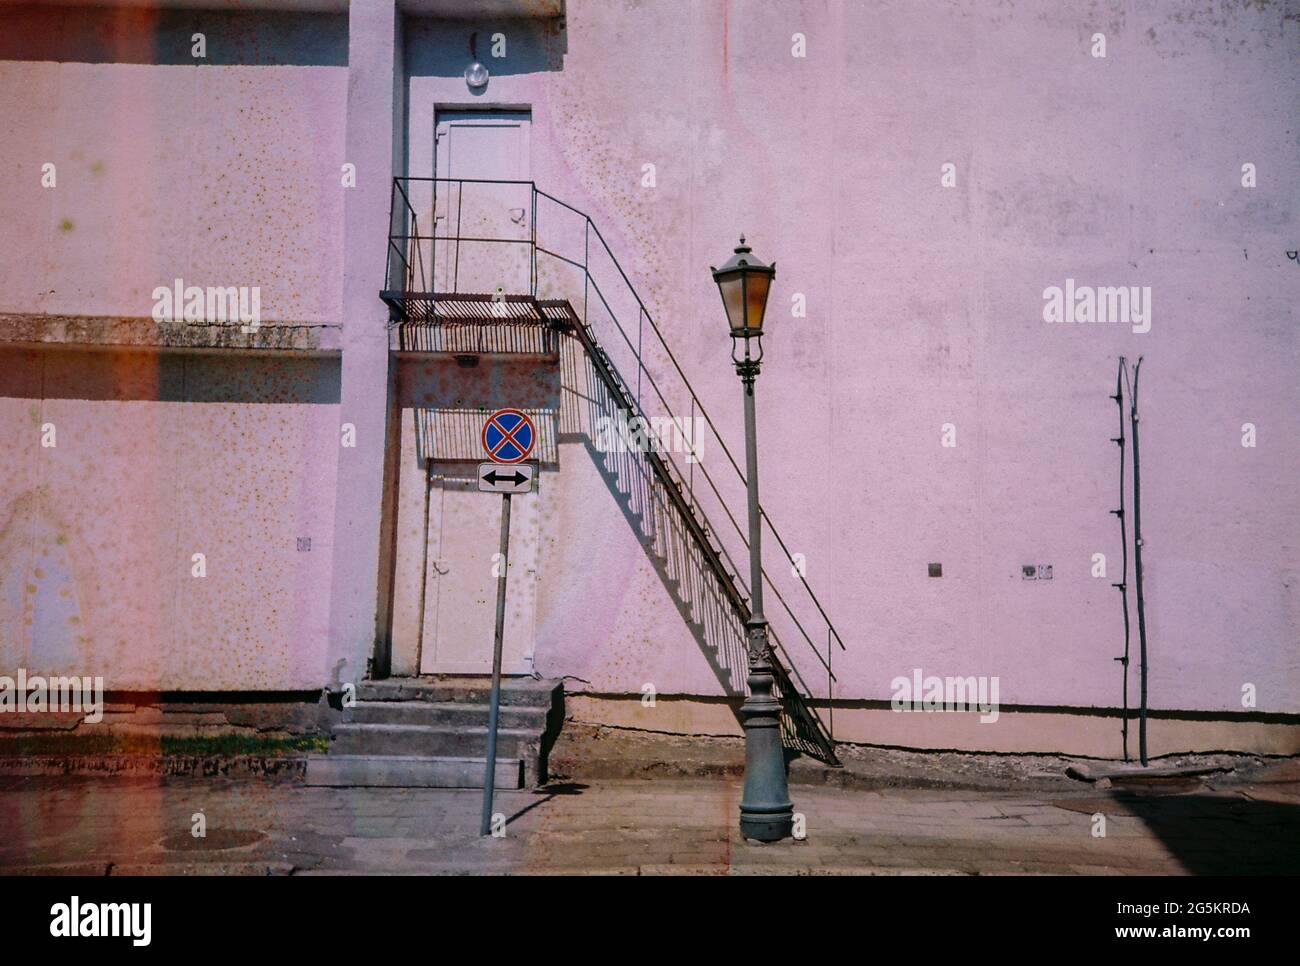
[{"left": 465, "top": 61, "right": 489, "bottom": 90}]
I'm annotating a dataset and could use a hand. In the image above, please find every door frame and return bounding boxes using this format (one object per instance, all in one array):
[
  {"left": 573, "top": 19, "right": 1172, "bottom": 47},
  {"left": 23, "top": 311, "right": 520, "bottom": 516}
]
[
  {"left": 431, "top": 106, "right": 533, "bottom": 296},
  {"left": 416, "top": 458, "right": 539, "bottom": 677},
  {"left": 433, "top": 104, "right": 533, "bottom": 183}
]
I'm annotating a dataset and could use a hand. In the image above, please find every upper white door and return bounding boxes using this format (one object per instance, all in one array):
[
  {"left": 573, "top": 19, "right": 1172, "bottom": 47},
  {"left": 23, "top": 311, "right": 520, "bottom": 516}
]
[{"left": 433, "top": 110, "right": 532, "bottom": 296}]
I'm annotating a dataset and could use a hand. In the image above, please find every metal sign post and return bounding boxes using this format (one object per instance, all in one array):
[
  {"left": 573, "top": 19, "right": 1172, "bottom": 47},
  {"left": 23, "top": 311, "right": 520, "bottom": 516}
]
[
  {"left": 480, "top": 490, "right": 511, "bottom": 837},
  {"left": 479, "top": 410, "right": 537, "bottom": 837}
]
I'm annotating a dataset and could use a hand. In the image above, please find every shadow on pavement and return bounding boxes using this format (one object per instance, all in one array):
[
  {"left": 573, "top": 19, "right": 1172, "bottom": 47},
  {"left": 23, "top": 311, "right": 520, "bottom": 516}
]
[
  {"left": 505, "top": 782, "right": 588, "bottom": 827},
  {"left": 1059, "top": 789, "right": 1300, "bottom": 874}
]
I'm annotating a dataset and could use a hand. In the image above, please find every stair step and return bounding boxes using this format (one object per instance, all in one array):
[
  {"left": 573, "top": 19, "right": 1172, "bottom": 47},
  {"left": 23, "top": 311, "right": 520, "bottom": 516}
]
[
  {"left": 330, "top": 723, "right": 539, "bottom": 758},
  {"left": 357, "top": 677, "right": 560, "bottom": 708},
  {"left": 345, "top": 700, "right": 548, "bottom": 729},
  {"left": 305, "top": 754, "right": 523, "bottom": 789}
]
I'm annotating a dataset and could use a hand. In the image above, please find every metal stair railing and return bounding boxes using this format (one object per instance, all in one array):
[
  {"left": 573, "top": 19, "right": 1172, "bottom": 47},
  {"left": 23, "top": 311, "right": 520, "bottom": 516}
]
[
  {"left": 538, "top": 298, "right": 837, "bottom": 763},
  {"left": 384, "top": 177, "right": 847, "bottom": 765}
]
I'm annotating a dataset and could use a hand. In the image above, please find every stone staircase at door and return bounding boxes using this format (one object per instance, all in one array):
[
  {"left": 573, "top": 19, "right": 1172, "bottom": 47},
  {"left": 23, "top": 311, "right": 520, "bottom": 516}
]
[{"left": 305, "top": 676, "right": 563, "bottom": 789}]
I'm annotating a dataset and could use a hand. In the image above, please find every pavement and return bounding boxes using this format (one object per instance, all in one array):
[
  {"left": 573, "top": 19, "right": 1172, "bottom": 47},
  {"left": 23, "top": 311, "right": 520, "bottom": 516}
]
[{"left": 1, "top": 756, "right": 1297, "bottom": 875}]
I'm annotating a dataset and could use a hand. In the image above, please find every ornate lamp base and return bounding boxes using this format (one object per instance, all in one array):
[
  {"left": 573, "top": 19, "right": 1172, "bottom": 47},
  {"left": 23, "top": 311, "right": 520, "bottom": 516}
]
[{"left": 738, "top": 621, "right": 794, "bottom": 842}]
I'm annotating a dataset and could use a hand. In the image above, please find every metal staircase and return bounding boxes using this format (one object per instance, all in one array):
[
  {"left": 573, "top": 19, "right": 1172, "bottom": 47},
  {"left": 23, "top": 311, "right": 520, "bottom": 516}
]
[{"left": 382, "top": 177, "right": 846, "bottom": 766}]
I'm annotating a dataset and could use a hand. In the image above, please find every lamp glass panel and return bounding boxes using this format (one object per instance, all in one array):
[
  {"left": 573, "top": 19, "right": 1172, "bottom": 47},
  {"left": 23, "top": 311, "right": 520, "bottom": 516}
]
[
  {"left": 745, "top": 272, "right": 771, "bottom": 331},
  {"left": 718, "top": 274, "right": 747, "bottom": 331}
]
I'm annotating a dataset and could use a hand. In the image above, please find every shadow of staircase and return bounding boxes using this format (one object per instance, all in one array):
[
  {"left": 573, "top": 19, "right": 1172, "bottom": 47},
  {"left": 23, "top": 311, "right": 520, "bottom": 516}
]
[
  {"left": 544, "top": 298, "right": 838, "bottom": 764},
  {"left": 382, "top": 178, "right": 843, "bottom": 766}
]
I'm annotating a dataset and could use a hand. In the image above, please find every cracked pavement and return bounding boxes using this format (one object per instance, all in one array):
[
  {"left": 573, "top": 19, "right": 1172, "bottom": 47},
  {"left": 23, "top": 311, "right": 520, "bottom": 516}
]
[{"left": 2, "top": 757, "right": 1297, "bottom": 875}]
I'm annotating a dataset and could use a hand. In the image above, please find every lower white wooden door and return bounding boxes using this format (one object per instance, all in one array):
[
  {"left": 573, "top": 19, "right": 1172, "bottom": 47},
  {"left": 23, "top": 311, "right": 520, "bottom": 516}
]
[{"left": 420, "top": 465, "right": 538, "bottom": 675}]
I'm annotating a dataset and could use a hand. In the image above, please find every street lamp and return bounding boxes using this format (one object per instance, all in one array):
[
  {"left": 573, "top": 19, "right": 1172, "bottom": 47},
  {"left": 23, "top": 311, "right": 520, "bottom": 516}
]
[{"left": 711, "top": 236, "right": 793, "bottom": 843}]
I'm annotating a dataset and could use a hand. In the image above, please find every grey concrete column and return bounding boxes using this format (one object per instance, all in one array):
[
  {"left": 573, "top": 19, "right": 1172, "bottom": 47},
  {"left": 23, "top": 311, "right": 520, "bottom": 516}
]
[{"left": 326, "top": 0, "right": 402, "bottom": 689}]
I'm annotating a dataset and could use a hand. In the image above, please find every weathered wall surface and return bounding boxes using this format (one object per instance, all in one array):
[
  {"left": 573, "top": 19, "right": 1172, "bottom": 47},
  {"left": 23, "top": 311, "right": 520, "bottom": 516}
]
[
  {"left": 404, "top": 2, "right": 1297, "bottom": 716},
  {"left": 0, "top": 347, "right": 340, "bottom": 690},
  {"left": 0, "top": 1, "right": 1294, "bottom": 730},
  {"left": 0, "top": 6, "right": 348, "bottom": 325},
  {"left": 0, "top": 6, "right": 349, "bottom": 690}
]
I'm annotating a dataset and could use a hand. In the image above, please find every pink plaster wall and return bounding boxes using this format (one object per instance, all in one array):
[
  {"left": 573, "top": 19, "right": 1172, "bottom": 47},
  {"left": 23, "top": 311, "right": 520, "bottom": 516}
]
[
  {"left": 0, "top": 347, "right": 340, "bottom": 690},
  {"left": 0, "top": 6, "right": 347, "bottom": 324},
  {"left": 0, "top": 1, "right": 1294, "bottom": 718},
  {"left": 403, "top": 2, "right": 1297, "bottom": 714},
  {"left": 0, "top": 7, "right": 347, "bottom": 690}
]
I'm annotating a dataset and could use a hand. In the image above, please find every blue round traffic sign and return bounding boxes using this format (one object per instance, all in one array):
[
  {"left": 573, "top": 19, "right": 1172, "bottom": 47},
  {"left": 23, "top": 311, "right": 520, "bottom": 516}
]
[{"left": 482, "top": 409, "right": 536, "bottom": 464}]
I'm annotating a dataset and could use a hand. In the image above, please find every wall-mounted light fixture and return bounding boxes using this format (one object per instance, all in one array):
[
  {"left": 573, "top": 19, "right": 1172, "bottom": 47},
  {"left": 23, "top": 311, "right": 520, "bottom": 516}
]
[{"left": 465, "top": 32, "right": 489, "bottom": 92}]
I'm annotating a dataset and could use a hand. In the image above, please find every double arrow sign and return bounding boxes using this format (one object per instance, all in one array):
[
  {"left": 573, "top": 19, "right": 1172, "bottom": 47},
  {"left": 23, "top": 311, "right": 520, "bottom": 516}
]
[{"left": 477, "top": 462, "right": 535, "bottom": 493}]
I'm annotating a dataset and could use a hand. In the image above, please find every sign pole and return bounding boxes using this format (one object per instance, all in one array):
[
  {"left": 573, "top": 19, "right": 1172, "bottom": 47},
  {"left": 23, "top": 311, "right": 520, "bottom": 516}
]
[
  {"left": 480, "top": 491, "right": 511, "bottom": 836},
  {"left": 477, "top": 408, "right": 534, "bottom": 837}
]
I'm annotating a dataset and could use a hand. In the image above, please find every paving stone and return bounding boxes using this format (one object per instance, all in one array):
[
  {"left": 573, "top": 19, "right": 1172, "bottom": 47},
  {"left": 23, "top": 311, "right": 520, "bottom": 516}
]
[{"left": 1, "top": 766, "right": 1296, "bottom": 875}]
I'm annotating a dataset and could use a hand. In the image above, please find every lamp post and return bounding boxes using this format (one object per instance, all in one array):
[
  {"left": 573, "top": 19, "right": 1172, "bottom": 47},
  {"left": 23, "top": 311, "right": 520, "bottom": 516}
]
[{"left": 711, "top": 236, "right": 793, "bottom": 843}]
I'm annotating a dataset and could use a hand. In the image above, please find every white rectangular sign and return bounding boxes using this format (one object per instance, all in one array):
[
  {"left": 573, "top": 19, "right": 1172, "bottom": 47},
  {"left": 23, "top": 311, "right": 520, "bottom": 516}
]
[{"left": 477, "top": 461, "right": 535, "bottom": 494}]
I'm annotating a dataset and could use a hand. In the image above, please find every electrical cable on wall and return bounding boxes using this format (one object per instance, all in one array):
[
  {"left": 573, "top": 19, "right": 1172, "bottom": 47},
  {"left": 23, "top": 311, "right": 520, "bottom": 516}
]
[
  {"left": 1125, "top": 357, "right": 1150, "bottom": 766},
  {"left": 1110, "top": 358, "right": 1132, "bottom": 762}
]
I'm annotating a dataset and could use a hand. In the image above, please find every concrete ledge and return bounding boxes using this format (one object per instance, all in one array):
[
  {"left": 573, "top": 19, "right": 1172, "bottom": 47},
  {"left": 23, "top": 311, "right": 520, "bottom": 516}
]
[
  {"left": 0, "top": 754, "right": 308, "bottom": 779},
  {"left": 0, "top": 698, "right": 333, "bottom": 740},
  {"left": 564, "top": 694, "right": 1300, "bottom": 758},
  {"left": 358, "top": 676, "right": 561, "bottom": 707},
  {"left": 0, "top": 313, "right": 342, "bottom": 353},
  {"left": 1066, "top": 760, "right": 1237, "bottom": 782}
]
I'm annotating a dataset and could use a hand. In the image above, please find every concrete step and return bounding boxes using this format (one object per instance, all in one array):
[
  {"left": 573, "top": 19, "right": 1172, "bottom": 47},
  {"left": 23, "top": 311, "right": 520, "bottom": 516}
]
[
  {"left": 357, "top": 677, "right": 560, "bottom": 708},
  {"left": 304, "top": 754, "right": 523, "bottom": 789},
  {"left": 329, "top": 723, "right": 539, "bottom": 759},
  {"left": 345, "top": 700, "right": 547, "bottom": 730}
]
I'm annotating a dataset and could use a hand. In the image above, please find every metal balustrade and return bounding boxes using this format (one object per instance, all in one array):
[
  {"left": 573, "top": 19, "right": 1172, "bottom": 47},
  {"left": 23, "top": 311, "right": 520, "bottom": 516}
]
[{"left": 383, "top": 177, "right": 846, "bottom": 765}]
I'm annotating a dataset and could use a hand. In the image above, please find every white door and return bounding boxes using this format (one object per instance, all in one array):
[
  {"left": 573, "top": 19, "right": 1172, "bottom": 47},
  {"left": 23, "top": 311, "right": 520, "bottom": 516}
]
[
  {"left": 433, "top": 110, "right": 532, "bottom": 297},
  {"left": 421, "top": 464, "right": 538, "bottom": 675}
]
